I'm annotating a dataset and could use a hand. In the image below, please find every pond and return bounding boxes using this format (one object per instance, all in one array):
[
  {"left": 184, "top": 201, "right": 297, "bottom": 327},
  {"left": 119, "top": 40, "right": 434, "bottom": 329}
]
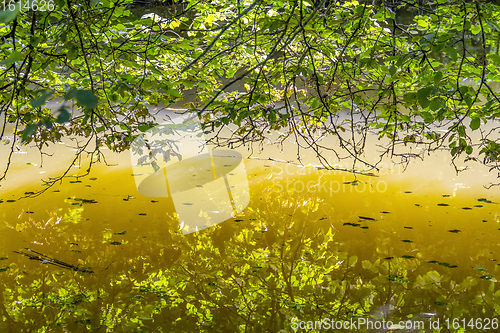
[{"left": 1, "top": 106, "right": 500, "bottom": 332}]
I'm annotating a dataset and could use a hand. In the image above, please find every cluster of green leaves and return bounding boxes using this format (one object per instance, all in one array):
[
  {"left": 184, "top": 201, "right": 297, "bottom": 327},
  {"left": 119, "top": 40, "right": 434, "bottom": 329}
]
[{"left": 1, "top": 0, "right": 500, "bottom": 177}]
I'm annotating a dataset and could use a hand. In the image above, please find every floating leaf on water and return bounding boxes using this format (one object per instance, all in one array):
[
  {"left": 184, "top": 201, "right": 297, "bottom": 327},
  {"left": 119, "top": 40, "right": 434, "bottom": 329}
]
[
  {"left": 437, "top": 203, "right": 449, "bottom": 206},
  {"left": 428, "top": 260, "right": 439, "bottom": 264},
  {"left": 183, "top": 203, "right": 193, "bottom": 205},
  {"left": 110, "top": 242, "right": 122, "bottom": 245},
  {"left": 448, "top": 265, "right": 458, "bottom": 268},
  {"left": 473, "top": 267, "right": 486, "bottom": 271},
  {"left": 461, "top": 207, "right": 472, "bottom": 210},
  {"left": 448, "top": 229, "right": 461, "bottom": 233},
  {"left": 478, "top": 198, "right": 493, "bottom": 203},
  {"left": 404, "top": 226, "right": 413, "bottom": 229},
  {"left": 438, "top": 262, "right": 451, "bottom": 267},
  {"left": 402, "top": 255, "right": 415, "bottom": 259},
  {"left": 84, "top": 185, "right": 91, "bottom": 187},
  {"left": 357, "top": 216, "right": 377, "bottom": 221},
  {"left": 402, "top": 239, "right": 413, "bottom": 243},
  {"left": 474, "top": 205, "right": 483, "bottom": 207}
]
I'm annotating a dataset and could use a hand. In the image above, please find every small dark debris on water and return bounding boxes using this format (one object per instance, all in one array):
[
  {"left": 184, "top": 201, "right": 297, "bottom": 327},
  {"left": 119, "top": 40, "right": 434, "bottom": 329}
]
[
  {"left": 25, "top": 211, "right": 34, "bottom": 214},
  {"left": 358, "top": 216, "right": 377, "bottom": 221},
  {"left": 24, "top": 191, "right": 35, "bottom": 195},
  {"left": 462, "top": 207, "right": 472, "bottom": 210},
  {"left": 319, "top": 217, "right": 327, "bottom": 220},
  {"left": 483, "top": 220, "right": 488, "bottom": 222},
  {"left": 183, "top": 203, "right": 193, "bottom": 205},
  {"left": 360, "top": 226, "right": 369, "bottom": 229},
  {"left": 428, "top": 260, "right": 439, "bottom": 264},
  {"left": 448, "top": 229, "right": 461, "bottom": 233},
  {"left": 6, "top": 200, "right": 16, "bottom": 203},
  {"left": 114, "top": 231, "right": 127, "bottom": 235},
  {"left": 404, "top": 226, "right": 413, "bottom": 229},
  {"left": 138, "top": 213, "right": 147, "bottom": 216},
  {"left": 0, "top": 257, "right": 8, "bottom": 260},
  {"left": 234, "top": 219, "right": 243, "bottom": 222},
  {"left": 404, "top": 191, "right": 412, "bottom": 193},
  {"left": 74, "top": 198, "right": 98, "bottom": 204},
  {"left": 437, "top": 203, "right": 449, "bottom": 206},
  {"left": 402, "top": 255, "right": 415, "bottom": 259},
  {"left": 415, "top": 204, "right": 421, "bottom": 207},
  {"left": 442, "top": 194, "right": 451, "bottom": 197},
  {"left": 70, "top": 243, "right": 78, "bottom": 246},
  {"left": 110, "top": 242, "right": 122, "bottom": 245},
  {"left": 89, "top": 178, "right": 97, "bottom": 180},
  {"left": 343, "top": 222, "right": 360, "bottom": 227},
  {"left": 151, "top": 200, "right": 159, "bottom": 203},
  {"left": 381, "top": 211, "right": 390, "bottom": 214},
  {"left": 402, "top": 239, "right": 413, "bottom": 243},
  {"left": 384, "top": 257, "right": 394, "bottom": 260},
  {"left": 478, "top": 198, "right": 493, "bottom": 204}
]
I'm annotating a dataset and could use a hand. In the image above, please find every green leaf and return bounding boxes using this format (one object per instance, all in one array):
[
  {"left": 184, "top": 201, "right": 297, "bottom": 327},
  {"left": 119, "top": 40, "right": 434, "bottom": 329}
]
[
  {"left": 0, "top": 50, "right": 23, "bottom": 65},
  {"left": 470, "top": 118, "right": 480, "bottom": 130},
  {"left": 471, "top": 25, "right": 481, "bottom": 35},
  {"left": 434, "top": 71, "right": 443, "bottom": 84},
  {"left": 447, "top": 47, "right": 458, "bottom": 61},
  {"left": 57, "top": 108, "right": 71, "bottom": 124},
  {"left": 75, "top": 90, "right": 98, "bottom": 109},
  {"left": 29, "top": 91, "right": 53, "bottom": 108},
  {"left": 167, "top": 89, "right": 181, "bottom": 98},
  {"left": 466, "top": 146, "right": 473, "bottom": 154},
  {"left": 138, "top": 124, "right": 151, "bottom": 132},
  {"left": 0, "top": 3, "right": 21, "bottom": 23}
]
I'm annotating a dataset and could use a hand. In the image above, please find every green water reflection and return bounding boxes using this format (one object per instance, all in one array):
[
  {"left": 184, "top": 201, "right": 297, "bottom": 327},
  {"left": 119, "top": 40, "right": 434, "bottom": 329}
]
[{"left": 1, "top": 160, "right": 500, "bottom": 332}]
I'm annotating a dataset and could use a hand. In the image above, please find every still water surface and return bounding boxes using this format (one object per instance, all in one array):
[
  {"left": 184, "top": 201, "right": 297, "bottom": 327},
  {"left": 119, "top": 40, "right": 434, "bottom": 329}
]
[{"left": 1, "top": 116, "right": 500, "bottom": 332}]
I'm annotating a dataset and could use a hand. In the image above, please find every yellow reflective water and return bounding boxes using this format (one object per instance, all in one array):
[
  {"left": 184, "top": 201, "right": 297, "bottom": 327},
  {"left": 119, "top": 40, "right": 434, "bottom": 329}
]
[{"left": 1, "top": 137, "right": 500, "bottom": 332}]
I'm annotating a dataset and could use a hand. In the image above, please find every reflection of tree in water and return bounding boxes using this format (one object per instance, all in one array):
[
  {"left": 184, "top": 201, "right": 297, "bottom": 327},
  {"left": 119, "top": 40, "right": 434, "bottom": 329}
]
[{"left": 1, "top": 177, "right": 499, "bottom": 332}]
